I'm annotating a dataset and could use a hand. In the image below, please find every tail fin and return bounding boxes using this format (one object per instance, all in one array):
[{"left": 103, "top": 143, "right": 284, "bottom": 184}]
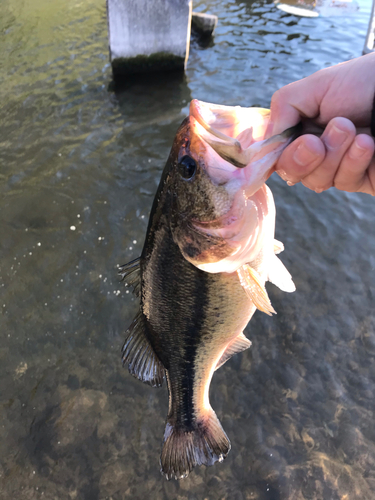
[{"left": 160, "top": 410, "right": 231, "bottom": 480}]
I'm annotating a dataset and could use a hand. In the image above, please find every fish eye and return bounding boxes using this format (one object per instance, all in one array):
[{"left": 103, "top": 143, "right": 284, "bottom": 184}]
[{"left": 178, "top": 155, "right": 197, "bottom": 180}]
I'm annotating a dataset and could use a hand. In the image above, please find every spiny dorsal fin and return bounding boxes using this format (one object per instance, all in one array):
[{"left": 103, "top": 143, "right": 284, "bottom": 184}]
[
  {"left": 118, "top": 257, "right": 141, "bottom": 297},
  {"left": 160, "top": 409, "right": 230, "bottom": 480},
  {"left": 237, "top": 264, "right": 276, "bottom": 316},
  {"left": 274, "top": 239, "right": 284, "bottom": 254},
  {"left": 215, "top": 333, "right": 251, "bottom": 371},
  {"left": 268, "top": 255, "right": 296, "bottom": 293},
  {"left": 122, "top": 311, "right": 165, "bottom": 387}
]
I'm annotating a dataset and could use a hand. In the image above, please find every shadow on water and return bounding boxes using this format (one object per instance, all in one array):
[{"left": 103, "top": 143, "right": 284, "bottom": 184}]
[
  {"left": 108, "top": 70, "right": 192, "bottom": 129},
  {"left": 108, "top": 70, "right": 189, "bottom": 98}
]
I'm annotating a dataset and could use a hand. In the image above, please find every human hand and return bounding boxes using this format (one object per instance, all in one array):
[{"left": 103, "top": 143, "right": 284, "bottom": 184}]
[{"left": 268, "top": 53, "right": 375, "bottom": 195}]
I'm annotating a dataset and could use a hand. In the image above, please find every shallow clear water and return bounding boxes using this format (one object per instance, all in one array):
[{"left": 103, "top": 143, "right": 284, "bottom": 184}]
[{"left": 1, "top": 0, "right": 375, "bottom": 498}]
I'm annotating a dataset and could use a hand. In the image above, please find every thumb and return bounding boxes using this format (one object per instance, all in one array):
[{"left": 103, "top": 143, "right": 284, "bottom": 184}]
[
  {"left": 266, "top": 86, "right": 302, "bottom": 138},
  {"left": 266, "top": 73, "right": 326, "bottom": 137}
]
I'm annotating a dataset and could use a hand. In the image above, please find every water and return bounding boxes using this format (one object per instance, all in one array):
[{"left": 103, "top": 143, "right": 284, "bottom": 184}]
[{"left": 1, "top": 0, "right": 374, "bottom": 498}]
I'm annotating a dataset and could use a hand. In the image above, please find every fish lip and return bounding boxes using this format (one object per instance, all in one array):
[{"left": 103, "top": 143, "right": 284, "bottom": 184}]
[
  {"left": 189, "top": 100, "right": 248, "bottom": 168},
  {"left": 190, "top": 99, "right": 242, "bottom": 147},
  {"left": 189, "top": 99, "right": 299, "bottom": 171}
]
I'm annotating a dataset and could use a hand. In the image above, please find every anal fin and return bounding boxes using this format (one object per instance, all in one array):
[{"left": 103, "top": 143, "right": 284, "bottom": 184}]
[
  {"left": 237, "top": 264, "right": 276, "bottom": 316},
  {"left": 122, "top": 311, "right": 164, "bottom": 387},
  {"left": 215, "top": 333, "right": 251, "bottom": 371}
]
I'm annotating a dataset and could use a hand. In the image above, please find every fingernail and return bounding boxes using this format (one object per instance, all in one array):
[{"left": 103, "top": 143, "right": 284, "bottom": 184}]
[
  {"left": 349, "top": 139, "right": 368, "bottom": 159},
  {"left": 325, "top": 125, "right": 348, "bottom": 149},
  {"left": 293, "top": 142, "right": 317, "bottom": 166},
  {"left": 287, "top": 181, "right": 295, "bottom": 186}
]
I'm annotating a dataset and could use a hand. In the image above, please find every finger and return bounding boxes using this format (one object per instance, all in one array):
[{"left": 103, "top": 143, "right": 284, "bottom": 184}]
[
  {"left": 333, "top": 134, "right": 375, "bottom": 194},
  {"left": 301, "top": 117, "right": 356, "bottom": 193},
  {"left": 275, "top": 134, "right": 326, "bottom": 184},
  {"left": 362, "top": 161, "right": 375, "bottom": 196},
  {"left": 267, "top": 72, "right": 331, "bottom": 136}
]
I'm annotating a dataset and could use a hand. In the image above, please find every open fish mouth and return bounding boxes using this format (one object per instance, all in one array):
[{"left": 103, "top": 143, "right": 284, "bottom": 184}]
[
  {"left": 171, "top": 99, "right": 301, "bottom": 273},
  {"left": 189, "top": 98, "right": 299, "bottom": 171},
  {"left": 173, "top": 100, "right": 301, "bottom": 271},
  {"left": 185, "top": 99, "right": 299, "bottom": 242}
]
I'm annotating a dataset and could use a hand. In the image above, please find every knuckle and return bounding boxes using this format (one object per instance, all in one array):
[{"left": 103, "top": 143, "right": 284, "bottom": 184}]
[
  {"left": 303, "top": 172, "right": 333, "bottom": 192},
  {"left": 270, "top": 90, "right": 281, "bottom": 110},
  {"left": 271, "top": 87, "right": 286, "bottom": 108},
  {"left": 333, "top": 179, "right": 355, "bottom": 192}
]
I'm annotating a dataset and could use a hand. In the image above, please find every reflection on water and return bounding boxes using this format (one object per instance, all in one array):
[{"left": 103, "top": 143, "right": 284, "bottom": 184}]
[
  {"left": 0, "top": 0, "right": 374, "bottom": 498},
  {"left": 274, "top": 0, "right": 359, "bottom": 19}
]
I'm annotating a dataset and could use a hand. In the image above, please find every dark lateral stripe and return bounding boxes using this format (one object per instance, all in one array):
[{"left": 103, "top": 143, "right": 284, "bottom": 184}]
[{"left": 168, "top": 262, "right": 209, "bottom": 430}]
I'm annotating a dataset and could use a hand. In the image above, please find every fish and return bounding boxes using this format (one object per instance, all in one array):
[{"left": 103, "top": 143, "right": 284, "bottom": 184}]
[{"left": 119, "top": 99, "right": 297, "bottom": 480}]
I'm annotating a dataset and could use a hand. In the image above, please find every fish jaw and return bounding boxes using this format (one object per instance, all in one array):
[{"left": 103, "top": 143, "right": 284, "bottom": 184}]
[
  {"left": 190, "top": 99, "right": 270, "bottom": 146},
  {"left": 194, "top": 184, "right": 276, "bottom": 274},
  {"left": 189, "top": 108, "right": 295, "bottom": 196}
]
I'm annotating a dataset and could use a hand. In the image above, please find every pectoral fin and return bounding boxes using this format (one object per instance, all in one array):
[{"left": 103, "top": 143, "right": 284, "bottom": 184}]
[
  {"left": 268, "top": 255, "right": 296, "bottom": 293},
  {"left": 237, "top": 264, "right": 276, "bottom": 316},
  {"left": 215, "top": 333, "right": 252, "bottom": 371}
]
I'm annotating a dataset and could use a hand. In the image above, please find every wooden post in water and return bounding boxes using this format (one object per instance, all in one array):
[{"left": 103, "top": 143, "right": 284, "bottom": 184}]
[{"left": 107, "top": 0, "right": 193, "bottom": 76}]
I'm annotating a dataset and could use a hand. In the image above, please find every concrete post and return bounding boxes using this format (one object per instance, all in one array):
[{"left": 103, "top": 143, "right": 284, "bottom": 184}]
[{"left": 107, "top": 0, "right": 192, "bottom": 76}]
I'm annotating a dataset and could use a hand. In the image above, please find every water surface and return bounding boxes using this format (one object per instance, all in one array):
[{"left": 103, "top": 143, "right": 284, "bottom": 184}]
[{"left": 1, "top": 0, "right": 375, "bottom": 498}]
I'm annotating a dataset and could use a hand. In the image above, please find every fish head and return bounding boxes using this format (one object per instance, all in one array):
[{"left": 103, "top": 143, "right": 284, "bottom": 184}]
[{"left": 169, "top": 99, "right": 297, "bottom": 273}]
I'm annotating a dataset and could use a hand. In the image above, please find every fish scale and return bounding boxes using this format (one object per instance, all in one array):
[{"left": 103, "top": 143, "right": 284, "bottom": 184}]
[{"left": 120, "top": 100, "right": 296, "bottom": 480}]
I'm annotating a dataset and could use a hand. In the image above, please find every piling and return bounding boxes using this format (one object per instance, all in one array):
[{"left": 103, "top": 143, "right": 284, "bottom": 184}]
[
  {"left": 191, "top": 12, "right": 218, "bottom": 39},
  {"left": 107, "top": 0, "right": 193, "bottom": 76}
]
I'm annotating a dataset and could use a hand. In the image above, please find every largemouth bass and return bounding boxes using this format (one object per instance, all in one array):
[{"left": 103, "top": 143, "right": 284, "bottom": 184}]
[{"left": 120, "top": 99, "right": 296, "bottom": 480}]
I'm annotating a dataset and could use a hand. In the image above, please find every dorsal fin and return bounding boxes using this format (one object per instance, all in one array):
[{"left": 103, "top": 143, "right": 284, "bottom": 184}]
[
  {"left": 119, "top": 257, "right": 141, "bottom": 296},
  {"left": 215, "top": 333, "right": 251, "bottom": 371},
  {"left": 237, "top": 264, "right": 276, "bottom": 316},
  {"left": 122, "top": 312, "right": 165, "bottom": 387}
]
